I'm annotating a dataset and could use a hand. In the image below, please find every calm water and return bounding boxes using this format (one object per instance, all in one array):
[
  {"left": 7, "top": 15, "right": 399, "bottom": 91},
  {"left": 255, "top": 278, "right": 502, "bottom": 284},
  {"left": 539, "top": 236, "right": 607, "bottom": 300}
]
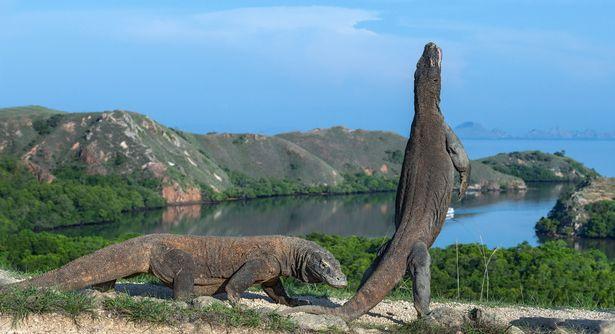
[{"left": 55, "top": 184, "right": 614, "bottom": 258}]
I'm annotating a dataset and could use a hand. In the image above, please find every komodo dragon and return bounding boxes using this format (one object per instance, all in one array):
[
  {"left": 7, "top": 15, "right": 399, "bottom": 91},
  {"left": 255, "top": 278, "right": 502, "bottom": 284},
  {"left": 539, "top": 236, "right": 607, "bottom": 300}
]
[
  {"left": 285, "top": 43, "right": 470, "bottom": 321},
  {"left": 2, "top": 234, "right": 347, "bottom": 305}
]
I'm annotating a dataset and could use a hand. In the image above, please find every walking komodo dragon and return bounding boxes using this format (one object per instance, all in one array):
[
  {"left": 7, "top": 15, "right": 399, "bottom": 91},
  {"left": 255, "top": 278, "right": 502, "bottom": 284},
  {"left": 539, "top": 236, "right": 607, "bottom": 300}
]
[
  {"left": 285, "top": 43, "right": 470, "bottom": 321},
  {"left": 2, "top": 234, "right": 347, "bottom": 306}
]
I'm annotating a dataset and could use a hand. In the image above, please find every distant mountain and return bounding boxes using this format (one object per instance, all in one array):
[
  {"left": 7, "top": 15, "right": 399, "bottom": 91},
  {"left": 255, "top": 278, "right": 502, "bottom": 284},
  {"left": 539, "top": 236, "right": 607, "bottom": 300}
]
[
  {"left": 524, "top": 127, "right": 615, "bottom": 140},
  {"left": 456, "top": 121, "right": 615, "bottom": 140},
  {"left": 454, "top": 122, "right": 510, "bottom": 139}
]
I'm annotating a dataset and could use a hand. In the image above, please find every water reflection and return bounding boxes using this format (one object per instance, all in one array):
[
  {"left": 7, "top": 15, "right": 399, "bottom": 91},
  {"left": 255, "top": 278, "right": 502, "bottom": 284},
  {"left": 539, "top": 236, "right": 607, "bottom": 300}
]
[{"left": 54, "top": 183, "right": 614, "bottom": 259}]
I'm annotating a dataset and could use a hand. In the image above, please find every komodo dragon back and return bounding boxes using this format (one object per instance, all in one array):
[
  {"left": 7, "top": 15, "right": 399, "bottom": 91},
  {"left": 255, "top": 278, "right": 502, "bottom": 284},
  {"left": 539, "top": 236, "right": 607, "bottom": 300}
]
[{"left": 284, "top": 42, "right": 470, "bottom": 321}]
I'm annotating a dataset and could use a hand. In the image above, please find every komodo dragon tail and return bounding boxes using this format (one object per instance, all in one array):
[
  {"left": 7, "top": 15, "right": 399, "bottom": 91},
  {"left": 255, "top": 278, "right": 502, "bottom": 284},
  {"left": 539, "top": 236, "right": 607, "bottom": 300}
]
[{"left": 1, "top": 236, "right": 152, "bottom": 292}]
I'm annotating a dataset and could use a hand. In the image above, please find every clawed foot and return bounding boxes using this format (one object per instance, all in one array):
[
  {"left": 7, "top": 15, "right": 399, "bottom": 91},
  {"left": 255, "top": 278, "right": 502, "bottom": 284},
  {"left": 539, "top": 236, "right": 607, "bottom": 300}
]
[{"left": 226, "top": 291, "right": 241, "bottom": 305}]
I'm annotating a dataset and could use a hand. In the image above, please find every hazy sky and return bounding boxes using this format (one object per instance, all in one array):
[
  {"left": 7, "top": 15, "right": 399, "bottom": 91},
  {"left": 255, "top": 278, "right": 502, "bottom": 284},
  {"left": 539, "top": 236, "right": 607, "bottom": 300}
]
[{"left": 1, "top": 1, "right": 613, "bottom": 135}]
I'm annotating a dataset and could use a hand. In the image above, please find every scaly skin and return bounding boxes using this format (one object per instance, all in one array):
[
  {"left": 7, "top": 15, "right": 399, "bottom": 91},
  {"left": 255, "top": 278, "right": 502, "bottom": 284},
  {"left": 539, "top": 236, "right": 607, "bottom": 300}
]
[
  {"left": 284, "top": 43, "right": 470, "bottom": 321},
  {"left": 2, "top": 234, "right": 347, "bottom": 305}
]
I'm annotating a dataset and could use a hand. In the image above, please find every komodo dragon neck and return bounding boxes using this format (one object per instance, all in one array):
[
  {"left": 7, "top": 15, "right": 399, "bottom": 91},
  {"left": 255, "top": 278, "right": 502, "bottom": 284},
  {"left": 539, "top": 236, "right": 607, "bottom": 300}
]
[{"left": 281, "top": 238, "right": 320, "bottom": 283}]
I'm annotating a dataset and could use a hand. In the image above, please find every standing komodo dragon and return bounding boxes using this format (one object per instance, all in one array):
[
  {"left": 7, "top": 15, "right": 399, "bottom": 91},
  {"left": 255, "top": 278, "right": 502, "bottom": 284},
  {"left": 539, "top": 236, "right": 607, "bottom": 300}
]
[
  {"left": 285, "top": 43, "right": 470, "bottom": 321},
  {"left": 2, "top": 234, "right": 347, "bottom": 305}
]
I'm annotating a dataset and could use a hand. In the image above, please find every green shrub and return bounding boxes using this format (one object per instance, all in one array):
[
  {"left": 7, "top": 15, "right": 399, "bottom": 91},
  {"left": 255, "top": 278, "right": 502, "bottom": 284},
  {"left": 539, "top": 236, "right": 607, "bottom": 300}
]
[
  {"left": 204, "top": 170, "right": 398, "bottom": 201},
  {"left": 583, "top": 200, "right": 615, "bottom": 238},
  {"left": 0, "top": 158, "right": 164, "bottom": 230},
  {"left": 301, "top": 234, "right": 615, "bottom": 308}
]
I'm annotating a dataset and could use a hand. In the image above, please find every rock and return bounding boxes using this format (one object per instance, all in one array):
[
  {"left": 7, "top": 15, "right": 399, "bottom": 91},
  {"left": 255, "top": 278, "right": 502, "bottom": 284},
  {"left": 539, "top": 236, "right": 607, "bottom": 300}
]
[
  {"left": 289, "top": 313, "right": 349, "bottom": 332},
  {"left": 599, "top": 320, "right": 615, "bottom": 334},
  {"left": 162, "top": 182, "right": 202, "bottom": 205},
  {"left": 83, "top": 289, "right": 118, "bottom": 307},
  {"left": 352, "top": 327, "right": 384, "bottom": 334},
  {"left": 552, "top": 328, "right": 571, "bottom": 334},
  {"left": 0, "top": 269, "right": 20, "bottom": 285},
  {"left": 192, "top": 296, "right": 223, "bottom": 309},
  {"left": 505, "top": 325, "right": 525, "bottom": 334},
  {"left": 175, "top": 301, "right": 189, "bottom": 309},
  {"left": 469, "top": 307, "right": 508, "bottom": 327},
  {"left": 426, "top": 307, "right": 468, "bottom": 328}
]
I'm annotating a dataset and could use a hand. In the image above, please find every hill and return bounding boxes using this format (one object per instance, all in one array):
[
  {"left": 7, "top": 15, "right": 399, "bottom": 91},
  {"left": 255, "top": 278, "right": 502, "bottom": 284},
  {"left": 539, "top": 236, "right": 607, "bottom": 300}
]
[
  {"left": 277, "top": 126, "right": 406, "bottom": 177},
  {"left": 0, "top": 107, "right": 230, "bottom": 203},
  {"left": 479, "top": 150, "right": 599, "bottom": 183},
  {"left": 185, "top": 132, "right": 342, "bottom": 186}
]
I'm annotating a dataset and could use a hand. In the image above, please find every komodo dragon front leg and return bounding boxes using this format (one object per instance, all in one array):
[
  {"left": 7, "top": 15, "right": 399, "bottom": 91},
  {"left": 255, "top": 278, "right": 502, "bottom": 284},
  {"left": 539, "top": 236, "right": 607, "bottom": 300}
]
[
  {"left": 262, "top": 277, "right": 309, "bottom": 306},
  {"left": 225, "top": 256, "right": 280, "bottom": 304},
  {"left": 445, "top": 123, "right": 471, "bottom": 198}
]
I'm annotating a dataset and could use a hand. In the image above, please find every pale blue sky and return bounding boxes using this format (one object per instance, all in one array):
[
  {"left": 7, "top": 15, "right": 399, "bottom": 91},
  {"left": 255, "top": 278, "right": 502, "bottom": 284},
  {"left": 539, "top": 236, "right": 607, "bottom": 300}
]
[{"left": 0, "top": 1, "right": 613, "bottom": 135}]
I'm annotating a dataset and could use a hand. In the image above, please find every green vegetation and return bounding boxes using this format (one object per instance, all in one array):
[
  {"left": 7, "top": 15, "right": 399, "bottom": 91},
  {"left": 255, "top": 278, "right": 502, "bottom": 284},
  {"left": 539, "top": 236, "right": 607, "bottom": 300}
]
[
  {"left": 32, "top": 114, "right": 64, "bottom": 135},
  {"left": 204, "top": 170, "right": 398, "bottom": 201},
  {"left": 385, "top": 149, "right": 404, "bottom": 164},
  {"left": 479, "top": 150, "right": 599, "bottom": 182},
  {"left": 0, "top": 287, "right": 95, "bottom": 325},
  {"left": 106, "top": 295, "right": 295, "bottom": 330},
  {"left": 0, "top": 158, "right": 165, "bottom": 231},
  {"left": 3, "top": 232, "right": 613, "bottom": 309},
  {"left": 292, "top": 234, "right": 615, "bottom": 308},
  {"left": 0, "top": 157, "right": 164, "bottom": 271},
  {"left": 583, "top": 200, "right": 615, "bottom": 238},
  {"left": 0, "top": 288, "right": 295, "bottom": 331},
  {"left": 536, "top": 178, "right": 615, "bottom": 238}
]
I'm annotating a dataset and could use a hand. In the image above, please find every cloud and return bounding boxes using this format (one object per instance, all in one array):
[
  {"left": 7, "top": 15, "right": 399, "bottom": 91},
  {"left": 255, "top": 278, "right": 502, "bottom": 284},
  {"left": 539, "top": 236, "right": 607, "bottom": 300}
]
[
  {"left": 126, "top": 6, "right": 380, "bottom": 42},
  {"left": 398, "top": 20, "right": 615, "bottom": 80},
  {"left": 1, "top": 6, "right": 425, "bottom": 82}
]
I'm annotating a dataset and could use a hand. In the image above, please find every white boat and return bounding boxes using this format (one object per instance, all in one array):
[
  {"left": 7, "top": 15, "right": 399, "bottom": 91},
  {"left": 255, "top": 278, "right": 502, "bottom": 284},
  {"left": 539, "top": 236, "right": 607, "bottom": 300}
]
[{"left": 445, "top": 207, "right": 455, "bottom": 219}]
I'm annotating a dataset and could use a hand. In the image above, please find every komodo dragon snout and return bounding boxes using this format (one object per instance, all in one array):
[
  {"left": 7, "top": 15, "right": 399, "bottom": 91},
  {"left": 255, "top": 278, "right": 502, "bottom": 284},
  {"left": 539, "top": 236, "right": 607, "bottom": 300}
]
[{"left": 303, "top": 250, "right": 347, "bottom": 288}]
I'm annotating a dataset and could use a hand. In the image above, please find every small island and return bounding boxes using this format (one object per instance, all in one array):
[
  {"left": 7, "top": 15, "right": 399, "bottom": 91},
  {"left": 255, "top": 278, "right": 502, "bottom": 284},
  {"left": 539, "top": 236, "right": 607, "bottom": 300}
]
[{"left": 537, "top": 177, "right": 615, "bottom": 238}]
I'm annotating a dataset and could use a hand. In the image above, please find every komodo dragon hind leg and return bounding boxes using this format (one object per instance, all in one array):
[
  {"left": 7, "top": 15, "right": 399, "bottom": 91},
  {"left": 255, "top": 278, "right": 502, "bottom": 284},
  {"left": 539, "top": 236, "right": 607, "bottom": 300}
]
[
  {"left": 445, "top": 123, "right": 471, "bottom": 199},
  {"left": 225, "top": 257, "right": 279, "bottom": 305},
  {"left": 154, "top": 248, "right": 196, "bottom": 301},
  {"left": 262, "top": 277, "right": 309, "bottom": 306},
  {"left": 408, "top": 241, "right": 431, "bottom": 318}
]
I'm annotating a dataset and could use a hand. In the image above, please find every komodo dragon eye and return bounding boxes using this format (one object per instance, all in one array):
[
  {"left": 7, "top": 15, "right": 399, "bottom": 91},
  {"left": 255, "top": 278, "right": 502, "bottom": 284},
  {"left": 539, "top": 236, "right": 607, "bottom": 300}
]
[{"left": 320, "top": 259, "right": 329, "bottom": 268}]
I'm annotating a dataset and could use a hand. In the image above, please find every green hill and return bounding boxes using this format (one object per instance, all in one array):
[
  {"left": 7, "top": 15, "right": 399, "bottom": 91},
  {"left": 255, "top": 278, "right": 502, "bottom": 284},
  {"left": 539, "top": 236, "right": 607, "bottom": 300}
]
[
  {"left": 479, "top": 150, "right": 599, "bottom": 182},
  {"left": 278, "top": 126, "right": 406, "bottom": 177},
  {"left": 185, "top": 132, "right": 342, "bottom": 186},
  {"left": 0, "top": 108, "right": 230, "bottom": 203}
]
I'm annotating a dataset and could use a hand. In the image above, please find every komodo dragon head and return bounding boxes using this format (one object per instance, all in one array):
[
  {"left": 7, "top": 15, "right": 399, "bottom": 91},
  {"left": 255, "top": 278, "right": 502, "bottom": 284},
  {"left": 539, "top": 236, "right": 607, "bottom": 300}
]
[{"left": 300, "top": 245, "right": 347, "bottom": 288}]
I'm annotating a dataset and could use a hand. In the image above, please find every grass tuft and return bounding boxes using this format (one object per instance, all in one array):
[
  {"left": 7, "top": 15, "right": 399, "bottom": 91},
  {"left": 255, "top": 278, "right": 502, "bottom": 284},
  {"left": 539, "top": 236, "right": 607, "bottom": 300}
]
[
  {"left": 102, "top": 293, "right": 296, "bottom": 331},
  {"left": 0, "top": 287, "right": 95, "bottom": 325}
]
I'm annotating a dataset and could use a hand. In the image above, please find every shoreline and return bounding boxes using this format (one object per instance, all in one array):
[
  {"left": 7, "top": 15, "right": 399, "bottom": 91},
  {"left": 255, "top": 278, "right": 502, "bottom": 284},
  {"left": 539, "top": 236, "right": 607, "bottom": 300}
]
[{"left": 41, "top": 181, "right": 572, "bottom": 233}]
